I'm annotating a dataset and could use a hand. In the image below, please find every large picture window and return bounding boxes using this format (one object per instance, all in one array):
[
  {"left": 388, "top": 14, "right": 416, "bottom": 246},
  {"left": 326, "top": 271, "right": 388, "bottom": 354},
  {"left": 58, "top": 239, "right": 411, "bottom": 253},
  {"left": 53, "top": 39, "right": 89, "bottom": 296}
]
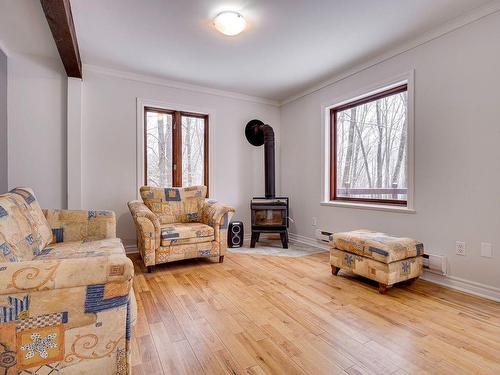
[
  {"left": 330, "top": 84, "right": 408, "bottom": 206},
  {"left": 144, "top": 107, "right": 208, "bottom": 191}
]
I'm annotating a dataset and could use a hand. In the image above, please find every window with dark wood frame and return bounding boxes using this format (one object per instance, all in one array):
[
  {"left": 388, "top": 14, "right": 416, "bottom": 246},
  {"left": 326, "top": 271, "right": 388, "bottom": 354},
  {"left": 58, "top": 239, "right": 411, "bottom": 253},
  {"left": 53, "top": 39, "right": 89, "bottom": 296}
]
[
  {"left": 144, "top": 107, "right": 209, "bottom": 194},
  {"left": 330, "top": 84, "right": 408, "bottom": 206}
]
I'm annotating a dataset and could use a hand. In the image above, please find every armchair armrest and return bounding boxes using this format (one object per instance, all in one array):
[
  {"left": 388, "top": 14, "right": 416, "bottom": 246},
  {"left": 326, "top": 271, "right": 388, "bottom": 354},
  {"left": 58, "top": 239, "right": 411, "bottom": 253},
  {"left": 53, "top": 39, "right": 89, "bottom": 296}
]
[
  {"left": 128, "top": 200, "right": 161, "bottom": 266},
  {"left": 201, "top": 200, "right": 235, "bottom": 242},
  {"left": 0, "top": 253, "right": 133, "bottom": 295},
  {"left": 43, "top": 209, "right": 116, "bottom": 243}
]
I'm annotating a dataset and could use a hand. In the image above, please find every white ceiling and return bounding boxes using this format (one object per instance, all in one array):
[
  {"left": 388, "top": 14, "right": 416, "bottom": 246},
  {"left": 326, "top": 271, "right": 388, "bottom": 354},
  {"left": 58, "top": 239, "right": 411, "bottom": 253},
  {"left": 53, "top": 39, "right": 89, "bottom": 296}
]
[
  {"left": 0, "top": 0, "right": 60, "bottom": 59},
  {"left": 69, "top": 0, "right": 494, "bottom": 101},
  {"left": 1, "top": 1, "right": 494, "bottom": 101}
]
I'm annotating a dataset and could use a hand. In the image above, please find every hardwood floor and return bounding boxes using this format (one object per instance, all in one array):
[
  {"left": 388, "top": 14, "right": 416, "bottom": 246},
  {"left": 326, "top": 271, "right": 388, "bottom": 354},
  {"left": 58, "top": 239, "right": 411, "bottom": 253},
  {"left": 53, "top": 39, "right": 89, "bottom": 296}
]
[{"left": 128, "top": 251, "right": 500, "bottom": 375}]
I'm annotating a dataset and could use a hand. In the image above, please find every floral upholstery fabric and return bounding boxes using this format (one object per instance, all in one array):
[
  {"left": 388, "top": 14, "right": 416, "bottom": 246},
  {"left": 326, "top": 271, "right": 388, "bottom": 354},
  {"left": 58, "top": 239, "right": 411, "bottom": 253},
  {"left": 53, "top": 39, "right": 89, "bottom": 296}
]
[
  {"left": 331, "top": 229, "right": 424, "bottom": 263},
  {"left": 0, "top": 188, "right": 52, "bottom": 262},
  {"left": 160, "top": 222, "right": 214, "bottom": 246},
  {"left": 129, "top": 186, "right": 234, "bottom": 267},
  {"left": 330, "top": 248, "right": 423, "bottom": 285},
  {"left": 0, "top": 188, "right": 136, "bottom": 375},
  {"left": 140, "top": 185, "right": 207, "bottom": 224}
]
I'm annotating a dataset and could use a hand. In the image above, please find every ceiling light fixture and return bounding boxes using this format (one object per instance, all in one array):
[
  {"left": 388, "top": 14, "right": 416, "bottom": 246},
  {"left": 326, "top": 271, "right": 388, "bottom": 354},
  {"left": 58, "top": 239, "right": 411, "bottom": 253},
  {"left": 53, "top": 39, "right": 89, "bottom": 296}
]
[{"left": 213, "top": 11, "right": 246, "bottom": 36}]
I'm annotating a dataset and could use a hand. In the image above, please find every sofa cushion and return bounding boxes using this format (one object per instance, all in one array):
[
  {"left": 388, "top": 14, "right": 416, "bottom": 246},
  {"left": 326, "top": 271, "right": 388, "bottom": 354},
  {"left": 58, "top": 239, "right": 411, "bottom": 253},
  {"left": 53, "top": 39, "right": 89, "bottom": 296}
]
[
  {"left": 0, "top": 187, "right": 52, "bottom": 261},
  {"left": 140, "top": 185, "right": 207, "bottom": 224},
  {"left": 35, "top": 238, "right": 125, "bottom": 260},
  {"left": 331, "top": 229, "right": 424, "bottom": 263},
  {"left": 160, "top": 222, "right": 214, "bottom": 246}
]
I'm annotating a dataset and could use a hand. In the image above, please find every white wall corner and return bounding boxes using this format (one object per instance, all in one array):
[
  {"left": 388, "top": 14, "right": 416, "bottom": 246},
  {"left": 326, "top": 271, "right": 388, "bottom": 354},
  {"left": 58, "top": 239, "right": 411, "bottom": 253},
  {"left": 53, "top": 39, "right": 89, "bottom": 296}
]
[{"left": 67, "top": 77, "right": 83, "bottom": 209}]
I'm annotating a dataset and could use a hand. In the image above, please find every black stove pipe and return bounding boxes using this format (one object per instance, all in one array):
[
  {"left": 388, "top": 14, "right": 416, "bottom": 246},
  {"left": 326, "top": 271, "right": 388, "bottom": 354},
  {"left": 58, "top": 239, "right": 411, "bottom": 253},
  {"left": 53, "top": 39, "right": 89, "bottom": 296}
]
[
  {"left": 262, "top": 125, "right": 275, "bottom": 198},
  {"left": 245, "top": 119, "right": 276, "bottom": 198}
]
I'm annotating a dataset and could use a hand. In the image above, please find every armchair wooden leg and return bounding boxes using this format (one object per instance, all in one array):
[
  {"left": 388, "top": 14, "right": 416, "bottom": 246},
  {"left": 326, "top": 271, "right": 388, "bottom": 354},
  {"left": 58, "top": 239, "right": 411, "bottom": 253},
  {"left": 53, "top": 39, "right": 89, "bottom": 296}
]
[
  {"left": 331, "top": 265, "right": 340, "bottom": 275},
  {"left": 219, "top": 255, "right": 224, "bottom": 263},
  {"left": 147, "top": 266, "right": 153, "bottom": 273},
  {"left": 378, "top": 283, "right": 391, "bottom": 294}
]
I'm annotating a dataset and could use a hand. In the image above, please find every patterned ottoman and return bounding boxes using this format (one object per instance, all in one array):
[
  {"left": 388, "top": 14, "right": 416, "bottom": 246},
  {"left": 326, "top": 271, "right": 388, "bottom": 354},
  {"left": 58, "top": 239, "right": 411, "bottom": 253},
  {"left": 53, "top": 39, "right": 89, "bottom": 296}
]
[{"left": 330, "top": 229, "right": 424, "bottom": 294}]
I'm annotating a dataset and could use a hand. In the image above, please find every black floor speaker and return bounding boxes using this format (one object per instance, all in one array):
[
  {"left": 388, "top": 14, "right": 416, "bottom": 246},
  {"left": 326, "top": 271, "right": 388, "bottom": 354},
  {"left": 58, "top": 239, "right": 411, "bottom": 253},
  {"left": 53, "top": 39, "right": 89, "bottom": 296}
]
[{"left": 228, "top": 221, "right": 244, "bottom": 248}]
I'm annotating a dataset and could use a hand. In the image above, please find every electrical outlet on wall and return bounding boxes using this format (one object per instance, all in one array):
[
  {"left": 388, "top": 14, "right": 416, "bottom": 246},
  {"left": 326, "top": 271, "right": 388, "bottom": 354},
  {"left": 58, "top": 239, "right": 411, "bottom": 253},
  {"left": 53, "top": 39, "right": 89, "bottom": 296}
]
[
  {"left": 312, "top": 217, "right": 317, "bottom": 227},
  {"left": 481, "top": 242, "right": 493, "bottom": 258},
  {"left": 456, "top": 241, "right": 466, "bottom": 256}
]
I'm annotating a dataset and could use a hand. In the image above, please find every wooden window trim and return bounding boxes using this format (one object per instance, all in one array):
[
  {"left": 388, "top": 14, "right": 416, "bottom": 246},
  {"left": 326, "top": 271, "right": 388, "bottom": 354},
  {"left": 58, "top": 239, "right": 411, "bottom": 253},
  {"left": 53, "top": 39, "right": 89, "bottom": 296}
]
[
  {"left": 144, "top": 107, "right": 209, "bottom": 195},
  {"left": 330, "top": 84, "right": 408, "bottom": 206}
]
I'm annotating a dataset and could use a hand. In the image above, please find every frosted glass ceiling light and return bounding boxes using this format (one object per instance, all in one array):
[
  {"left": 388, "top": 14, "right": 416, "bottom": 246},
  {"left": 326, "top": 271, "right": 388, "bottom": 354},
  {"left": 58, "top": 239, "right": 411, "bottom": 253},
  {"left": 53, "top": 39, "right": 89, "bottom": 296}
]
[{"left": 213, "top": 11, "right": 246, "bottom": 36}]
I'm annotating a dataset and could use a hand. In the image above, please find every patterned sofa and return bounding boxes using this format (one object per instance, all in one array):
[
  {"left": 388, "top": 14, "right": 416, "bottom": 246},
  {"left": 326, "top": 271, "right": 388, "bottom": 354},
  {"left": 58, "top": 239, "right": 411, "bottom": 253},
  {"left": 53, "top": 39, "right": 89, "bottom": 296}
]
[
  {"left": 128, "top": 185, "right": 234, "bottom": 272},
  {"left": 0, "top": 188, "right": 136, "bottom": 375}
]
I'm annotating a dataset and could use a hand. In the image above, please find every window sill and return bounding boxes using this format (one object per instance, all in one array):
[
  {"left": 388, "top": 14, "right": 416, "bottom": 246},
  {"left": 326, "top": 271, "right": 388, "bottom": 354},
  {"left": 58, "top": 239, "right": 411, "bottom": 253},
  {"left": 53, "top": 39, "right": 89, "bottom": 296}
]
[{"left": 320, "top": 201, "right": 415, "bottom": 214}]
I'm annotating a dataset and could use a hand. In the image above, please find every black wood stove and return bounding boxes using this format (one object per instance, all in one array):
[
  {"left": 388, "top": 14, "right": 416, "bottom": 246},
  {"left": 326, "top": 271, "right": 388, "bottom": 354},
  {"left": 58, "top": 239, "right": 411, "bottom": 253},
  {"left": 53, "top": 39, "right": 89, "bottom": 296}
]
[{"left": 245, "top": 120, "right": 289, "bottom": 248}]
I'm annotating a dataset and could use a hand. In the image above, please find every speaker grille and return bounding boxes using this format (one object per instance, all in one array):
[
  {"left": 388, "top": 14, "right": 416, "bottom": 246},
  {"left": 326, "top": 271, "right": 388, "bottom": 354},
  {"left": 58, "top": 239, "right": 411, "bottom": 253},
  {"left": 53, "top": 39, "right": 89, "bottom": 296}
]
[{"left": 228, "top": 221, "right": 244, "bottom": 248}]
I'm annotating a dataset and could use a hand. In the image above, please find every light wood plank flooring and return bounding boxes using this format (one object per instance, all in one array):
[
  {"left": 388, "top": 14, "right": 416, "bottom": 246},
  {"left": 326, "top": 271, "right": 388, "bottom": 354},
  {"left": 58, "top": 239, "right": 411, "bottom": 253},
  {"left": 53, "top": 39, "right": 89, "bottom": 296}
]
[{"left": 128, "top": 251, "right": 500, "bottom": 375}]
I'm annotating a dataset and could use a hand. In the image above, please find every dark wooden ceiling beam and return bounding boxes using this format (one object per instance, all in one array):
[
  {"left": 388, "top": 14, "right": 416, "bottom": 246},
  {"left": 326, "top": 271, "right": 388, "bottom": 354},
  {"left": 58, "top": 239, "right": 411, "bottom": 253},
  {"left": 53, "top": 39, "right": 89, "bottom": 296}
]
[{"left": 40, "top": 0, "right": 82, "bottom": 78}]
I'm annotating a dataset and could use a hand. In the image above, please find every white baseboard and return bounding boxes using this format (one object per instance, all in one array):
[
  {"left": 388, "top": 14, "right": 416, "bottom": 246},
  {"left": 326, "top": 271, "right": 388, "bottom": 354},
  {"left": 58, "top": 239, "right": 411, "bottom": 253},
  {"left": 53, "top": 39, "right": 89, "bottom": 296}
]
[
  {"left": 289, "top": 232, "right": 500, "bottom": 302},
  {"left": 289, "top": 232, "right": 330, "bottom": 251},
  {"left": 420, "top": 272, "right": 500, "bottom": 302}
]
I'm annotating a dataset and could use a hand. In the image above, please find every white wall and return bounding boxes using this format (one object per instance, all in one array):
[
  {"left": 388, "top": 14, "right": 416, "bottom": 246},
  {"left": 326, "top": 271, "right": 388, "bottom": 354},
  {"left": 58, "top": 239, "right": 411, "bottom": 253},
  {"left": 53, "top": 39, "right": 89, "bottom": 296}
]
[
  {"left": 80, "top": 68, "right": 281, "bottom": 246},
  {"left": 0, "top": 48, "right": 6, "bottom": 192},
  {"left": 7, "top": 53, "right": 67, "bottom": 208},
  {"left": 280, "top": 12, "right": 500, "bottom": 289}
]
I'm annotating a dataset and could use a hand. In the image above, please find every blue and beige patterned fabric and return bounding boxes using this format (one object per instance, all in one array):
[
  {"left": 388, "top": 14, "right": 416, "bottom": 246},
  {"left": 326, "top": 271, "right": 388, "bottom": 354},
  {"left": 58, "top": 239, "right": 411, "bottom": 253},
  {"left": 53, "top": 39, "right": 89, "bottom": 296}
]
[
  {"left": 330, "top": 248, "right": 423, "bottom": 285},
  {"left": 140, "top": 185, "right": 207, "bottom": 224},
  {"left": 156, "top": 241, "right": 219, "bottom": 264},
  {"left": 331, "top": 229, "right": 424, "bottom": 263},
  {"left": 0, "top": 188, "right": 136, "bottom": 374},
  {"left": 43, "top": 209, "right": 116, "bottom": 244},
  {"left": 0, "top": 188, "right": 52, "bottom": 262},
  {"left": 129, "top": 185, "right": 234, "bottom": 267},
  {"left": 330, "top": 229, "right": 424, "bottom": 287},
  {"left": 160, "top": 222, "right": 214, "bottom": 247}
]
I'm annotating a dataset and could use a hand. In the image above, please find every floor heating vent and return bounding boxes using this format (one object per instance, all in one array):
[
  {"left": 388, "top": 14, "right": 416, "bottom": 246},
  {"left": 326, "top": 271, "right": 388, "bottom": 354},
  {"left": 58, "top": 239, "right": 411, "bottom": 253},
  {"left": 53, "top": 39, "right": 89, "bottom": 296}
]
[
  {"left": 315, "top": 229, "right": 333, "bottom": 243},
  {"left": 423, "top": 253, "right": 447, "bottom": 275}
]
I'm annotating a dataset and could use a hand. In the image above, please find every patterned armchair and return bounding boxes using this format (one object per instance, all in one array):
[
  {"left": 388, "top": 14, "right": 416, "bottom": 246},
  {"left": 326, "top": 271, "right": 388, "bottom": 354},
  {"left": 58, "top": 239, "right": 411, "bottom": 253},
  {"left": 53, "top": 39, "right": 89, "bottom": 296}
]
[
  {"left": 128, "top": 185, "right": 235, "bottom": 272},
  {"left": 0, "top": 188, "right": 136, "bottom": 375}
]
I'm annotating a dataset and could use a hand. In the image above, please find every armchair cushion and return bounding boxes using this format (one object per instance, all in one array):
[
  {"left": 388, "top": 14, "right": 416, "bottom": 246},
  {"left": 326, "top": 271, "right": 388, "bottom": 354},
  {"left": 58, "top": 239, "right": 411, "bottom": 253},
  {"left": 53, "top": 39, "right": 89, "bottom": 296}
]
[
  {"left": 140, "top": 185, "right": 207, "bottom": 224},
  {"left": 160, "top": 222, "right": 214, "bottom": 246},
  {"left": 0, "top": 187, "right": 52, "bottom": 262}
]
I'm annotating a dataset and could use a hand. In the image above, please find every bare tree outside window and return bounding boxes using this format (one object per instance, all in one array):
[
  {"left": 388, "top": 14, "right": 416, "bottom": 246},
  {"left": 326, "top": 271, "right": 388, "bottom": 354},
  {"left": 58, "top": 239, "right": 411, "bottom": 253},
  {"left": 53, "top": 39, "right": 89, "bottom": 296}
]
[
  {"left": 144, "top": 108, "right": 208, "bottom": 191},
  {"left": 182, "top": 116, "right": 205, "bottom": 186},
  {"left": 146, "top": 112, "right": 173, "bottom": 187},
  {"left": 331, "top": 85, "right": 408, "bottom": 205}
]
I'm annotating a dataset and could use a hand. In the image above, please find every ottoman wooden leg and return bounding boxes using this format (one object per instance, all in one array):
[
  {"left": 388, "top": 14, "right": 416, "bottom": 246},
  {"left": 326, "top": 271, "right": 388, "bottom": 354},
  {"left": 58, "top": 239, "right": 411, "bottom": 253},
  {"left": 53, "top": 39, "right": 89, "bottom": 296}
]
[
  {"left": 147, "top": 266, "right": 153, "bottom": 273},
  {"left": 219, "top": 255, "right": 224, "bottom": 263},
  {"left": 331, "top": 265, "right": 340, "bottom": 276},
  {"left": 378, "top": 283, "right": 390, "bottom": 294},
  {"left": 405, "top": 277, "right": 418, "bottom": 285}
]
